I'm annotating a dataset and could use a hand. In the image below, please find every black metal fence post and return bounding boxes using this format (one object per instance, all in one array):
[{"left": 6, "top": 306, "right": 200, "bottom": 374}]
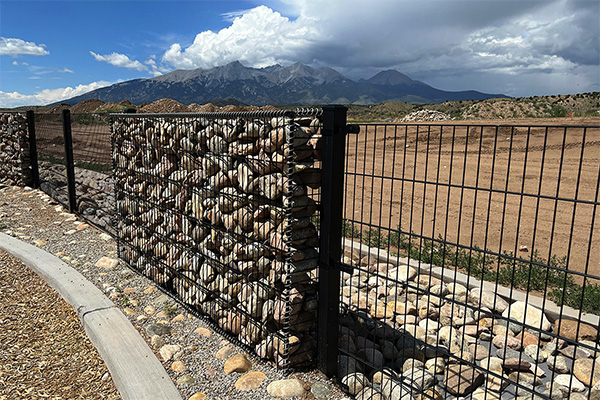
[
  {"left": 62, "top": 109, "right": 77, "bottom": 213},
  {"left": 317, "top": 105, "right": 348, "bottom": 376},
  {"left": 26, "top": 110, "right": 39, "bottom": 189}
]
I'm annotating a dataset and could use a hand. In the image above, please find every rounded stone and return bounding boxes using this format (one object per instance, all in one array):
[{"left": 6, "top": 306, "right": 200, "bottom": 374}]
[
  {"left": 171, "top": 360, "right": 186, "bottom": 372},
  {"left": 310, "top": 382, "right": 332, "bottom": 399},
  {"left": 341, "top": 372, "right": 369, "bottom": 395},
  {"left": 235, "top": 371, "right": 267, "bottom": 391},
  {"left": 224, "top": 353, "right": 252, "bottom": 374},
  {"left": 266, "top": 378, "right": 306, "bottom": 398}
]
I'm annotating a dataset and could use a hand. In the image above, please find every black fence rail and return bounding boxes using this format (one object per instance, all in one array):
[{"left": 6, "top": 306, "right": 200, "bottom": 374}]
[
  {"left": 338, "top": 122, "right": 600, "bottom": 399},
  {"left": 111, "top": 109, "right": 324, "bottom": 368}
]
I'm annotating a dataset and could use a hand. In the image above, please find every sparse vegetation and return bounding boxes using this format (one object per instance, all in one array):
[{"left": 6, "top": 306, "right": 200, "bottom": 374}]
[
  {"left": 347, "top": 222, "right": 600, "bottom": 315},
  {"left": 163, "top": 300, "right": 178, "bottom": 318},
  {"left": 345, "top": 92, "right": 600, "bottom": 122}
]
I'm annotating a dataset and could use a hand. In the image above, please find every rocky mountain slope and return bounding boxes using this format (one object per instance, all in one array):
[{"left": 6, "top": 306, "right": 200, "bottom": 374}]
[{"left": 54, "top": 61, "right": 507, "bottom": 106}]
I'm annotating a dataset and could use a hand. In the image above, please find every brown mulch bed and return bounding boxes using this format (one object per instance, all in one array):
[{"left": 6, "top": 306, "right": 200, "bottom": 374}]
[{"left": 0, "top": 249, "right": 120, "bottom": 399}]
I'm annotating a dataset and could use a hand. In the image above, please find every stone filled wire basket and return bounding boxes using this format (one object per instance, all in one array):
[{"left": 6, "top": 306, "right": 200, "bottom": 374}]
[{"left": 111, "top": 109, "right": 323, "bottom": 368}]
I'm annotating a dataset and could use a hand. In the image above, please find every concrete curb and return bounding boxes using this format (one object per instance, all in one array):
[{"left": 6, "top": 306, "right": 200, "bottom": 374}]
[{"left": 0, "top": 233, "right": 182, "bottom": 400}]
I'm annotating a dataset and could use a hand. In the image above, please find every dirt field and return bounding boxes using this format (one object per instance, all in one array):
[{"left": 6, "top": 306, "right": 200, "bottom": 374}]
[{"left": 344, "top": 117, "right": 600, "bottom": 280}]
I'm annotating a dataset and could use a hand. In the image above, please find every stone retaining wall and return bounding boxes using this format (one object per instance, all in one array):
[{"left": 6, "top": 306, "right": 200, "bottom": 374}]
[
  {"left": 0, "top": 113, "right": 32, "bottom": 187},
  {"left": 112, "top": 113, "right": 322, "bottom": 368}
]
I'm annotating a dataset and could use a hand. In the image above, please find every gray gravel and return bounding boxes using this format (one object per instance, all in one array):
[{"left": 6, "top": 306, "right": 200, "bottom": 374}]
[{"left": 0, "top": 185, "right": 349, "bottom": 400}]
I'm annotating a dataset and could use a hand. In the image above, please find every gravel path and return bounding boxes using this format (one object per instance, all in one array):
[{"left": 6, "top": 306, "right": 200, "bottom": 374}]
[
  {"left": 0, "top": 185, "right": 348, "bottom": 400},
  {"left": 0, "top": 248, "right": 120, "bottom": 399}
]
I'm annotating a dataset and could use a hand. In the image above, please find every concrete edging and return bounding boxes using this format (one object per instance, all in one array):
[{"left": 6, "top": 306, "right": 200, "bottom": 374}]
[{"left": 0, "top": 232, "right": 182, "bottom": 400}]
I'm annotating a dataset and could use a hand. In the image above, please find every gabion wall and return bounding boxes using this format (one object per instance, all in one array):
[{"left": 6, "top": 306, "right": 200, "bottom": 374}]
[
  {"left": 112, "top": 111, "right": 323, "bottom": 368},
  {"left": 0, "top": 113, "right": 32, "bottom": 187}
]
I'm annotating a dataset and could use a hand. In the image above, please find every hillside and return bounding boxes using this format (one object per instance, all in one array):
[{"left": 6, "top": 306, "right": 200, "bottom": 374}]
[
  {"left": 51, "top": 61, "right": 506, "bottom": 106},
  {"left": 346, "top": 92, "right": 600, "bottom": 122},
  {"left": 3, "top": 93, "right": 599, "bottom": 123}
]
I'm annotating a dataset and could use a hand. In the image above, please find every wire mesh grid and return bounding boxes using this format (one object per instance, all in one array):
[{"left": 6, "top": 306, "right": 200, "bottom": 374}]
[
  {"left": 69, "top": 113, "right": 115, "bottom": 235},
  {"left": 112, "top": 110, "right": 323, "bottom": 368},
  {"left": 338, "top": 122, "right": 600, "bottom": 399},
  {"left": 34, "top": 113, "right": 70, "bottom": 208}
]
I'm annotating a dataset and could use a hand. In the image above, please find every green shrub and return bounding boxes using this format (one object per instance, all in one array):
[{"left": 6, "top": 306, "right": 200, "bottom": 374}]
[
  {"left": 342, "top": 220, "right": 361, "bottom": 239},
  {"left": 361, "top": 228, "right": 388, "bottom": 248}
]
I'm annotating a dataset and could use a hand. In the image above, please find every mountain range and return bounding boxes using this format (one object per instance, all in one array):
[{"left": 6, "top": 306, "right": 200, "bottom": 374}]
[{"left": 57, "top": 61, "right": 508, "bottom": 106}]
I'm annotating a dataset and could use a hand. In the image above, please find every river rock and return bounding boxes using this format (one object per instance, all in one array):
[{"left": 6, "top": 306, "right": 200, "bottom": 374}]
[
  {"left": 502, "top": 301, "right": 551, "bottom": 331},
  {"left": 266, "top": 379, "right": 305, "bottom": 398},
  {"left": 573, "top": 358, "right": 600, "bottom": 387},
  {"left": 444, "top": 364, "right": 485, "bottom": 396}
]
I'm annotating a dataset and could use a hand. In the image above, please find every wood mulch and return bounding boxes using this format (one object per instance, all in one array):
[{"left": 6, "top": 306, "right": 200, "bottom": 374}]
[{"left": 0, "top": 248, "right": 120, "bottom": 399}]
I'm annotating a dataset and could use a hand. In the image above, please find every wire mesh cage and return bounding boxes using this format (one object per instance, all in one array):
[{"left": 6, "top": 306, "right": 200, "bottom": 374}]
[
  {"left": 111, "top": 110, "right": 323, "bottom": 368},
  {"left": 69, "top": 113, "right": 115, "bottom": 234},
  {"left": 34, "top": 113, "right": 69, "bottom": 207},
  {"left": 0, "top": 112, "right": 31, "bottom": 187}
]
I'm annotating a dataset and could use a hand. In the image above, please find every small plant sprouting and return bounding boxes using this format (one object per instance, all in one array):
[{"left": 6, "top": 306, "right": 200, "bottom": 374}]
[{"left": 163, "top": 300, "right": 178, "bottom": 318}]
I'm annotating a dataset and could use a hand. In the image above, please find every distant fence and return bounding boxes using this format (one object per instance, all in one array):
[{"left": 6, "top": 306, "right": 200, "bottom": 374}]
[{"left": 2, "top": 108, "right": 600, "bottom": 399}]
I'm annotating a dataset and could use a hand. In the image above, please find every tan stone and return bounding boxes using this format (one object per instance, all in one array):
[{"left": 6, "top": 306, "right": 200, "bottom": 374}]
[
  {"left": 555, "top": 319, "right": 598, "bottom": 342},
  {"left": 235, "top": 371, "right": 267, "bottom": 390},
  {"left": 224, "top": 354, "right": 252, "bottom": 374},
  {"left": 195, "top": 327, "right": 212, "bottom": 337},
  {"left": 171, "top": 361, "right": 186, "bottom": 372},
  {"left": 144, "top": 305, "right": 156, "bottom": 315},
  {"left": 188, "top": 392, "right": 206, "bottom": 400},
  {"left": 574, "top": 358, "right": 600, "bottom": 387},
  {"left": 95, "top": 256, "right": 118, "bottom": 269},
  {"left": 171, "top": 314, "right": 185, "bottom": 323},
  {"left": 216, "top": 345, "right": 234, "bottom": 359},
  {"left": 123, "top": 307, "right": 136, "bottom": 315},
  {"left": 143, "top": 286, "right": 156, "bottom": 294}
]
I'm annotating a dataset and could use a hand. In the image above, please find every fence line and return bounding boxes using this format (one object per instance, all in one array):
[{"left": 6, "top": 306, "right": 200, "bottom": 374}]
[
  {"left": 338, "top": 121, "right": 600, "bottom": 399},
  {"left": 2, "top": 109, "right": 600, "bottom": 399}
]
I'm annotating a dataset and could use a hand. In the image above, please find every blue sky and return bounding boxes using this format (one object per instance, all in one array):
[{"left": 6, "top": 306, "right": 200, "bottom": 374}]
[{"left": 1, "top": 0, "right": 598, "bottom": 107}]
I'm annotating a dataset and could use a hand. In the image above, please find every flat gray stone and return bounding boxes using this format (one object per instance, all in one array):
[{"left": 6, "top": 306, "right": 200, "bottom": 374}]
[
  {"left": 146, "top": 323, "right": 171, "bottom": 337},
  {"left": 310, "top": 382, "right": 332, "bottom": 399}
]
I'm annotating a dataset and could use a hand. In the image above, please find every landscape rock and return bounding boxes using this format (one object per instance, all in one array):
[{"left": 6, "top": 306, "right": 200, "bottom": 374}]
[{"left": 266, "top": 379, "right": 305, "bottom": 398}]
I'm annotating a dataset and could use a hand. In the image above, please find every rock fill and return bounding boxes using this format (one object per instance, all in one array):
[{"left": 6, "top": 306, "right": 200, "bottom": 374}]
[{"left": 112, "top": 112, "right": 323, "bottom": 368}]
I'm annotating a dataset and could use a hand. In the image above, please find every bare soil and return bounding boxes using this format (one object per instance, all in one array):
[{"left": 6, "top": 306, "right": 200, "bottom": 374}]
[{"left": 344, "top": 117, "right": 600, "bottom": 280}]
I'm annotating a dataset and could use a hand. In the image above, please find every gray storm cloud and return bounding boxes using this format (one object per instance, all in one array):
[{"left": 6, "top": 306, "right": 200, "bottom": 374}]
[{"left": 157, "top": 0, "right": 600, "bottom": 96}]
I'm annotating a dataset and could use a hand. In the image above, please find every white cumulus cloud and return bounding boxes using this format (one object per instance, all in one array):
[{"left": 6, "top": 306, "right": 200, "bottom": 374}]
[
  {"left": 0, "top": 81, "right": 111, "bottom": 108},
  {"left": 90, "top": 51, "right": 147, "bottom": 71},
  {"left": 162, "top": 5, "right": 318, "bottom": 69},
  {"left": 0, "top": 37, "right": 49, "bottom": 56}
]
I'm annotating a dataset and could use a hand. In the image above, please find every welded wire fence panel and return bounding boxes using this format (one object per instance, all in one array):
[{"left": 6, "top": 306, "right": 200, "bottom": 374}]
[
  {"left": 338, "top": 123, "right": 600, "bottom": 399},
  {"left": 34, "top": 113, "right": 69, "bottom": 207},
  {"left": 112, "top": 111, "right": 322, "bottom": 368},
  {"left": 70, "top": 113, "right": 115, "bottom": 235}
]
